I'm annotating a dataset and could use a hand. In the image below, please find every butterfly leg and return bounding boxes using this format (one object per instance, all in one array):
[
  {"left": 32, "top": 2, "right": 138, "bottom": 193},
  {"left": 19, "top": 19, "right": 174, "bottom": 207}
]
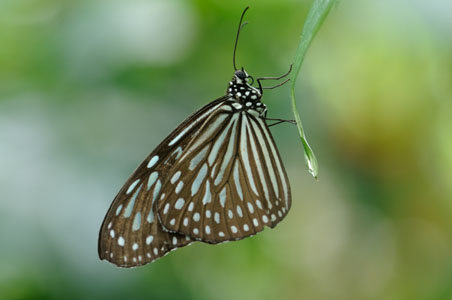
[
  {"left": 264, "top": 117, "right": 297, "bottom": 127},
  {"left": 257, "top": 64, "right": 293, "bottom": 93},
  {"left": 261, "top": 78, "right": 290, "bottom": 90}
]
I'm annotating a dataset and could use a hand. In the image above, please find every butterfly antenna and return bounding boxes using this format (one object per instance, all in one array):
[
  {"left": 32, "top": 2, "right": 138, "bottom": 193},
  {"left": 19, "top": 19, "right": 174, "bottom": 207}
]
[{"left": 233, "top": 6, "right": 250, "bottom": 71}]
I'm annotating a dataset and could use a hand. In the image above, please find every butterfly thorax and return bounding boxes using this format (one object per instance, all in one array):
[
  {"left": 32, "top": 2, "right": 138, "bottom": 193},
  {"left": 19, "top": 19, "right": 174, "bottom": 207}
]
[{"left": 226, "top": 69, "right": 266, "bottom": 116}]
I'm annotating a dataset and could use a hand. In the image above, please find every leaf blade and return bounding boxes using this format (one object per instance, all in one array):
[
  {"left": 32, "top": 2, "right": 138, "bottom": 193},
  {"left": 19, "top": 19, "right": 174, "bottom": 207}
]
[{"left": 290, "top": 0, "right": 337, "bottom": 179}]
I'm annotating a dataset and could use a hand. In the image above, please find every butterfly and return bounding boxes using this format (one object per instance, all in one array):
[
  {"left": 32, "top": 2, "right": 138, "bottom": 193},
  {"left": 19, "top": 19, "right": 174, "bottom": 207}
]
[{"left": 98, "top": 6, "right": 294, "bottom": 268}]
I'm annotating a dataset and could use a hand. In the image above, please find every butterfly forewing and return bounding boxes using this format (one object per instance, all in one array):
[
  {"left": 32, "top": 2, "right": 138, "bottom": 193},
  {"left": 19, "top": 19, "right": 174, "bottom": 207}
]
[
  {"left": 157, "top": 104, "right": 291, "bottom": 244},
  {"left": 98, "top": 97, "right": 228, "bottom": 267}
]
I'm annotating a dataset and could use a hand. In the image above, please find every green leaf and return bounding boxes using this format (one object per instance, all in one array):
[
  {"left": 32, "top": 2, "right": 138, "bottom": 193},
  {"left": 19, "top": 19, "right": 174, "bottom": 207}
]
[{"left": 290, "top": 0, "right": 337, "bottom": 179}]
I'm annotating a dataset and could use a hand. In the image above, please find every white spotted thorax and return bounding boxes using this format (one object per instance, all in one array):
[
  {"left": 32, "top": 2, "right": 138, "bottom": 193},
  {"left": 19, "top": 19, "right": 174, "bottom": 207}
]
[{"left": 227, "top": 69, "right": 266, "bottom": 117}]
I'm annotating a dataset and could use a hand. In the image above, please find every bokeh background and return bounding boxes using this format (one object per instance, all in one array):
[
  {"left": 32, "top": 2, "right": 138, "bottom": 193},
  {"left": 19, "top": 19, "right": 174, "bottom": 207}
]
[{"left": 1, "top": 0, "right": 452, "bottom": 299}]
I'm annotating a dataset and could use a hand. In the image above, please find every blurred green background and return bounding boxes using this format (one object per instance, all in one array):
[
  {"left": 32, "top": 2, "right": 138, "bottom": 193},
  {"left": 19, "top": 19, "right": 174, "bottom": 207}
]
[{"left": 1, "top": 0, "right": 452, "bottom": 299}]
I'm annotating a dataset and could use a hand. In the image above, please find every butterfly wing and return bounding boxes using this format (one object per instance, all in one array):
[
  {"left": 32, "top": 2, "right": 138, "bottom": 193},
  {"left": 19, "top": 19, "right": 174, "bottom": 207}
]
[
  {"left": 98, "top": 97, "right": 228, "bottom": 267},
  {"left": 157, "top": 103, "right": 291, "bottom": 244}
]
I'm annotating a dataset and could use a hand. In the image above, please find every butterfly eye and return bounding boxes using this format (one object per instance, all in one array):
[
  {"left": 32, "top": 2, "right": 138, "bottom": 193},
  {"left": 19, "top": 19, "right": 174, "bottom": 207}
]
[{"left": 235, "top": 70, "right": 247, "bottom": 80}]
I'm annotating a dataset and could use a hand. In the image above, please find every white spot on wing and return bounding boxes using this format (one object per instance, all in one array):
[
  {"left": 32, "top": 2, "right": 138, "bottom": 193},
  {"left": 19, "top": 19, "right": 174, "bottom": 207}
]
[
  {"left": 147, "top": 172, "right": 158, "bottom": 190},
  {"left": 175, "top": 198, "right": 185, "bottom": 210},
  {"left": 147, "top": 155, "right": 159, "bottom": 168},
  {"left": 175, "top": 181, "right": 184, "bottom": 194},
  {"left": 236, "top": 205, "right": 243, "bottom": 217},
  {"left": 191, "top": 163, "right": 208, "bottom": 196},
  {"left": 193, "top": 212, "right": 200, "bottom": 222},
  {"left": 171, "top": 171, "right": 181, "bottom": 184},
  {"left": 202, "top": 181, "right": 212, "bottom": 204},
  {"left": 126, "top": 179, "right": 140, "bottom": 194},
  {"left": 233, "top": 160, "right": 243, "bottom": 200},
  {"left": 118, "top": 236, "right": 125, "bottom": 246},
  {"left": 132, "top": 212, "right": 141, "bottom": 231},
  {"left": 163, "top": 203, "right": 170, "bottom": 215},
  {"left": 146, "top": 235, "right": 154, "bottom": 245},
  {"left": 256, "top": 199, "right": 263, "bottom": 210},
  {"left": 247, "top": 202, "right": 254, "bottom": 214},
  {"left": 253, "top": 218, "right": 259, "bottom": 227},
  {"left": 115, "top": 204, "right": 123, "bottom": 216},
  {"left": 219, "top": 187, "right": 227, "bottom": 207}
]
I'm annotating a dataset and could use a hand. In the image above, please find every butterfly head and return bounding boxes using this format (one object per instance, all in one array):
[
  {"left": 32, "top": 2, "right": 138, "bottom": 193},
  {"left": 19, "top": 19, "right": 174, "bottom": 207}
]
[{"left": 227, "top": 68, "right": 262, "bottom": 104}]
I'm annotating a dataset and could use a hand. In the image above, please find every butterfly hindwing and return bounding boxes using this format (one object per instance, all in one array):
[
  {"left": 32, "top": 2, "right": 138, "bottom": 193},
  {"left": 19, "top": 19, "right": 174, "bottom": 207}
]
[
  {"left": 98, "top": 97, "right": 228, "bottom": 267},
  {"left": 157, "top": 103, "right": 291, "bottom": 244}
]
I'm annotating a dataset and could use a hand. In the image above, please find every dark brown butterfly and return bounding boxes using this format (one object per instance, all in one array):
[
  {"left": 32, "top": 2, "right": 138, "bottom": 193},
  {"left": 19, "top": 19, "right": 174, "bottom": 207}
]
[{"left": 98, "top": 6, "right": 293, "bottom": 268}]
